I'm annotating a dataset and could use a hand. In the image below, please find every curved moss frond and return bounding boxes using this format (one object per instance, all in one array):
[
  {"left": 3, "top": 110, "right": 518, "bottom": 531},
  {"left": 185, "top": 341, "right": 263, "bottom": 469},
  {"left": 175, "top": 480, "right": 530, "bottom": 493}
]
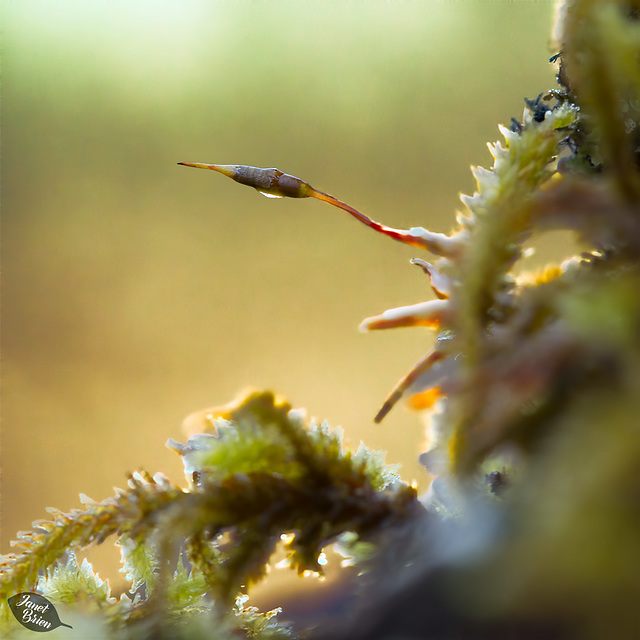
[
  {"left": 1, "top": 391, "right": 421, "bottom": 638},
  {"left": 0, "top": 472, "right": 184, "bottom": 608},
  {"left": 167, "top": 391, "right": 419, "bottom": 599}
]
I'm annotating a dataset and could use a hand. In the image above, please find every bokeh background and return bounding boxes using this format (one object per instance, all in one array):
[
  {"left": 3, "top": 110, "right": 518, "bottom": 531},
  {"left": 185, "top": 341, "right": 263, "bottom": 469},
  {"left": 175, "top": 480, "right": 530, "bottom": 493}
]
[{"left": 3, "top": 0, "right": 562, "bottom": 607}]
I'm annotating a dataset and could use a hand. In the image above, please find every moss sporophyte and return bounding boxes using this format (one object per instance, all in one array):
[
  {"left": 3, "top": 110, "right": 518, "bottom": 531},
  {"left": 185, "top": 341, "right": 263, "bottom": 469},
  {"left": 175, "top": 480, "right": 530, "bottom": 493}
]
[
  {"left": 177, "top": 161, "right": 464, "bottom": 423},
  {"left": 178, "top": 97, "right": 579, "bottom": 437},
  {"left": 2, "top": 2, "right": 640, "bottom": 638}
]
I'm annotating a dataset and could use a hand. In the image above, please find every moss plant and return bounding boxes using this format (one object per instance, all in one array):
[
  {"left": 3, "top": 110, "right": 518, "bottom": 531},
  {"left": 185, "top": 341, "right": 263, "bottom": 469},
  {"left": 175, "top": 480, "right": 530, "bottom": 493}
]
[
  {"left": 0, "top": 391, "right": 417, "bottom": 639},
  {"left": 2, "top": 1, "right": 639, "bottom": 638}
]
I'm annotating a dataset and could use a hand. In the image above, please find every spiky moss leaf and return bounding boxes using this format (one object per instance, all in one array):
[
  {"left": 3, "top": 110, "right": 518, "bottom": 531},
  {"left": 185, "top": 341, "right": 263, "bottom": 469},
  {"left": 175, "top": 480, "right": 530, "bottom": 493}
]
[
  {"left": 173, "top": 390, "right": 402, "bottom": 493},
  {"left": 0, "top": 472, "right": 185, "bottom": 617},
  {"left": 118, "top": 536, "right": 159, "bottom": 598},
  {"left": 183, "top": 534, "right": 225, "bottom": 603},
  {"left": 457, "top": 103, "right": 579, "bottom": 363},
  {"left": 233, "top": 595, "right": 296, "bottom": 640},
  {"left": 166, "top": 556, "right": 209, "bottom": 612},
  {"left": 446, "top": 103, "right": 580, "bottom": 472},
  {"left": 190, "top": 424, "right": 306, "bottom": 481},
  {"left": 171, "top": 392, "right": 304, "bottom": 483},
  {"left": 38, "top": 551, "right": 115, "bottom": 606},
  {"left": 352, "top": 442, "right": 401, "bottom": 491}
]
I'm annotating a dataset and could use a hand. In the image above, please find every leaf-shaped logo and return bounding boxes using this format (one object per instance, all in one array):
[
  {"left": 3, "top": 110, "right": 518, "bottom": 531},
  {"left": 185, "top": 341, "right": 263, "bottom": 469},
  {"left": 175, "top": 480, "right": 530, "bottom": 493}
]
[{"left": 7, "top": 592, "right": 73, "bottom": 632}]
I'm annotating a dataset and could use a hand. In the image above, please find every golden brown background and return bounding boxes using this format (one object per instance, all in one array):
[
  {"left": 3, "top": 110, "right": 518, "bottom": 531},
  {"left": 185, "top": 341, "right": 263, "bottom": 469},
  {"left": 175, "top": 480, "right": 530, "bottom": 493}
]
[{"left": 3, "top": 0, "right": 560, "bottom": 599}]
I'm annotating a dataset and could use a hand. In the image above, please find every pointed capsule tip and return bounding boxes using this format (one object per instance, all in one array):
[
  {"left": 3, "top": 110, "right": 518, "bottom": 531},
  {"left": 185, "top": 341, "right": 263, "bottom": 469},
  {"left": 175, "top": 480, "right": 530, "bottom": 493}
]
[
  {"left": 178, "top": 161, "right": 216, "bottom": 169},
  {"left": 178, "top": 162, "right": 238, "bottom": 178}
]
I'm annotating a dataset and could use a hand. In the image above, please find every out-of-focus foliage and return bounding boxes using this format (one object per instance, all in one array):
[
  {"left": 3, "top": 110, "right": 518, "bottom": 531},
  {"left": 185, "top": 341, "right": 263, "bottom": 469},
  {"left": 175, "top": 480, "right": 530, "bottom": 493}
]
[
  {"left": 323, "top": 1, "right": 640, "bottom": 638},
  {"left": 1, "top": 1, "right": 639, "bottom": 638}
]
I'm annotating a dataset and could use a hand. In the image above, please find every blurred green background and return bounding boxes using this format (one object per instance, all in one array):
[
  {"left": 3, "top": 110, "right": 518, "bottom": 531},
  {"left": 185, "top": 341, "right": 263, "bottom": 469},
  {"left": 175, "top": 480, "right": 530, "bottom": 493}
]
[{"left": 3, "top": 0, "right": 559, "bottom": 601}]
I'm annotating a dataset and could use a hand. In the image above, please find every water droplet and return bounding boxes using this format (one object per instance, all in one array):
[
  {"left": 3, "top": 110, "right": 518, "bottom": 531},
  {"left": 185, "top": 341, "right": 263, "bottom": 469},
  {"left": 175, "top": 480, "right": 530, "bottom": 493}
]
[{"left": 258, "top": 191, "right": 283, "bottom": 199}]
